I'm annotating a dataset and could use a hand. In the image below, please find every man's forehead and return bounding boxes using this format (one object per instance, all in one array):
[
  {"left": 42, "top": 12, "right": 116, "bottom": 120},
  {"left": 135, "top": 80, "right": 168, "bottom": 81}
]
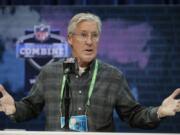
[
  {"left": 75, "top": 21, "right": 98, "bottom": 32},
  {"left": 77, "top": 20, "right": 97, "bottom": 26}
]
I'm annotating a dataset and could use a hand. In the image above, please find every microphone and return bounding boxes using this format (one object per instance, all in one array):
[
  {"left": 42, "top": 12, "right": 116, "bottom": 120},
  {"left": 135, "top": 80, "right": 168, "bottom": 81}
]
[{"left": 63, "top": 57, "right": 78, "bottom": 74}]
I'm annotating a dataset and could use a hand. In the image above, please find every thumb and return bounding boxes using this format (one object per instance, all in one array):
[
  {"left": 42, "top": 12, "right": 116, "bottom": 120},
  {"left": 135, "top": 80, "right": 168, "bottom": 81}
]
[
  {"left": 170, "top": 88, "right": 180, "bottom": 99},
  {"left": 0, "top": 85, "right": 8, "bottom": 96}
]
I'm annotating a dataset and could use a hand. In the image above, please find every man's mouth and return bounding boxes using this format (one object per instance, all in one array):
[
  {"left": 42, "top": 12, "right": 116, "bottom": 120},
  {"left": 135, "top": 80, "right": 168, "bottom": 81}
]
[{"left": 84, "top": 49, "right": 93, "bottom": 54}]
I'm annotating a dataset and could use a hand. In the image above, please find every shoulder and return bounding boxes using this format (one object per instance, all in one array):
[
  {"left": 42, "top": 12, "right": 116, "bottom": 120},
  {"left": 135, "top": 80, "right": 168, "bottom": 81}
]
[
  {"left": 98, "top": 59, "right": 124, "bottom": 79},
  {"left": 40, "top": 59, "right": 63, "bottom": 73}
]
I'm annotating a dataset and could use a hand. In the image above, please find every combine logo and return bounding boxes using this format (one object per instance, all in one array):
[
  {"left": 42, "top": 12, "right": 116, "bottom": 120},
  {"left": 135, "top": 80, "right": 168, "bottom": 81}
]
[{"left": 16, "top": 24, "right": 70, "bottom": 70}]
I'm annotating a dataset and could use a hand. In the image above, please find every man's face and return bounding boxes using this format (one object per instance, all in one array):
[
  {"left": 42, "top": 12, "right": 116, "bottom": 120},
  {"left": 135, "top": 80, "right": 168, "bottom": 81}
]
[{"left": 68, "top": 21, "right": 99, "bottom": 67}]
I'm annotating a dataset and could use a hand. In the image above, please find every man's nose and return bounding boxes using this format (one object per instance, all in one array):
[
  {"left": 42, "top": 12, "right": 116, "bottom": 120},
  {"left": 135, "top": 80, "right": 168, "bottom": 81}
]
[{"left": 85, "top": 36, "right": 93, "bottom": 45}]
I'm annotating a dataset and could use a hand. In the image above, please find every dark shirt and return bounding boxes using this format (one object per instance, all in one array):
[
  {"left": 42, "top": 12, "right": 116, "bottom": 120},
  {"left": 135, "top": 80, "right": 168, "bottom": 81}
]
[{"left": 13, "top": 59, "right": 160, "bottom": 131}]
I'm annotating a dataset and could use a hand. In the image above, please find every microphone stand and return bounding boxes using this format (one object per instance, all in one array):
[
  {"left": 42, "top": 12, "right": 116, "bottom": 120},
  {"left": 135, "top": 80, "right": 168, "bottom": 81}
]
[
  {"left": 63, "top": 57, "right": 77, "bottom": 131},
  {"left": 64, "top": 68, "right": 71, "bottom": 130}
]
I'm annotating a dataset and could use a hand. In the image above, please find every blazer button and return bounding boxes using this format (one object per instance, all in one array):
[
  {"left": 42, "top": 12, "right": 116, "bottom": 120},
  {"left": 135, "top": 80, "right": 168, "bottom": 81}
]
[
  {"left": 78, "top": 107, "right": 82, "bottom": 111},
  {"left": 78, "top": 90, "right": 82, "bottom": 94}
]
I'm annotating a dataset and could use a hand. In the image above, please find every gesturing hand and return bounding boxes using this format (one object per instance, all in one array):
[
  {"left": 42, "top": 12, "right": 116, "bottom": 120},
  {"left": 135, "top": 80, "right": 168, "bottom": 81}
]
[
  {"left": 158, "top": 88, "right": 180, "bottom": 118},
  {"left": 0, "top": 85, "right": 16, "bottom": 115}
]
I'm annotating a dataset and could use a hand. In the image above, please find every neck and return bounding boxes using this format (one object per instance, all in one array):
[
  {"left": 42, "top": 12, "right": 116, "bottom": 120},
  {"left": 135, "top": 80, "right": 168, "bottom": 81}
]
[
  {"left": 78, "top": 66, "right": 86, "bottom": 76},
  {"left": 78, "top": 61, "right": 89, "bottom": 68},
  {"left": 77, "top": 61, "right": 89, "bottom": 76}
]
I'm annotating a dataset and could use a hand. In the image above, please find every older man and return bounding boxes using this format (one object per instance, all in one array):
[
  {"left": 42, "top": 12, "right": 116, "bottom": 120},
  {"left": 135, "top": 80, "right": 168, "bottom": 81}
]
[{"left": 0, "top": 13, "right": 180, "bottom": 132}]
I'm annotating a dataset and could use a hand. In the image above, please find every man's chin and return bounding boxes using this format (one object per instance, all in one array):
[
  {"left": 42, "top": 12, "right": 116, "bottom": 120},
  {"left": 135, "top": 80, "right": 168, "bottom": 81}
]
[
  {"left": 78, "top": 56, "right": 95, "bottom": 66},
  {"left": 83, "top": 56, "right": 95, "bottom": 62}
]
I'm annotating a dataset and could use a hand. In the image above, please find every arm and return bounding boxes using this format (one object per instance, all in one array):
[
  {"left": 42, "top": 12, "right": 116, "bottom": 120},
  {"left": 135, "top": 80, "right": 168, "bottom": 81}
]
[
  {"left": 13, "top": 77, "right": 45, "bottom": 122},
  {"left": 115, "top": 74, "right": 160, "bottom": 129},
  {"left": 0, "top": 69, "right": 45, "bottom": 122},
  {"left": 116, "top": 74, "right": 180, "bottom": 129}
]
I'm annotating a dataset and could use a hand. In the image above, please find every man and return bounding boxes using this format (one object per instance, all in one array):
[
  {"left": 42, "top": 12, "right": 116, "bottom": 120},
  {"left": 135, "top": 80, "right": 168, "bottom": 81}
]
[{"left": 0, "top": 13, "right": 180, "bottom": 132}]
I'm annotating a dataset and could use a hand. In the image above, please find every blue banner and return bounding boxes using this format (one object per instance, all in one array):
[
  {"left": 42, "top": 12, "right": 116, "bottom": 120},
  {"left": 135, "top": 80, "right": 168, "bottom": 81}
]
[{"left": 16, "top": 43, "right": 69, "bottom": 58}]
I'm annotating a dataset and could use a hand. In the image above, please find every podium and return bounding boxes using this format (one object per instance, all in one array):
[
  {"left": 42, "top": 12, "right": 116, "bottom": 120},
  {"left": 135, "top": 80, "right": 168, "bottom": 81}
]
[{"left": 0, "top": 131, "right": 179, "bottom": 135}]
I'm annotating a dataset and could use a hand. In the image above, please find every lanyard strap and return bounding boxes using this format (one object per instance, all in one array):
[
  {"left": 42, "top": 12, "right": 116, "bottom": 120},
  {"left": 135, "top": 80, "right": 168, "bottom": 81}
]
[
  {"left": 60, "top": 59, "right": 99, "bottom": 111},
  {"left": 60, "top": 74, "right": 67, "bottom": 109},
  {"left": 86, "top": 59, "right": 98, "bottom": 106}
]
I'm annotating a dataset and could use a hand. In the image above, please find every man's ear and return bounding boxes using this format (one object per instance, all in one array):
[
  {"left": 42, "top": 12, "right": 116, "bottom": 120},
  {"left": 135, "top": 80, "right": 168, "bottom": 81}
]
[{"left": 67, "top": 34, "right": 73, "bottom": 47}]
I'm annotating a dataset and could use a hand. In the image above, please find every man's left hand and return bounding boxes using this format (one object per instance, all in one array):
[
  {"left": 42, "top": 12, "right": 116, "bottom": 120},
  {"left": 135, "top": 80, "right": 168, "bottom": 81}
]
[{"left": 157, "top": 88, "right": 180, "bottom": 118}]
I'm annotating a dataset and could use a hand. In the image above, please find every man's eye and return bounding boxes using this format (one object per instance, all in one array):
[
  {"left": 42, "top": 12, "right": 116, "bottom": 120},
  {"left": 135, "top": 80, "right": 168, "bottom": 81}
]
[
  {"left": 81, "top": 33, "right": 87, "bottom": 38},
  {"left": 92, "top": 33, "right": 98, "bottom": 38}
]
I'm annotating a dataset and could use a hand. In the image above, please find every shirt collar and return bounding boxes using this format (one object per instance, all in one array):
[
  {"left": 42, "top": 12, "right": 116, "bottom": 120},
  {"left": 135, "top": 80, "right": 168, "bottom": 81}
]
[{"left": 76, "top": 59, "right": 97, "bottom": 76}]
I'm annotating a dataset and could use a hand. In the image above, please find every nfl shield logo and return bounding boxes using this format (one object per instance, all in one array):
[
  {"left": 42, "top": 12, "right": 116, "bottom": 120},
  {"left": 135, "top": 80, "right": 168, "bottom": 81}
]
[{"left": 34, "top": 24, "right": 50, "bottom": 42}]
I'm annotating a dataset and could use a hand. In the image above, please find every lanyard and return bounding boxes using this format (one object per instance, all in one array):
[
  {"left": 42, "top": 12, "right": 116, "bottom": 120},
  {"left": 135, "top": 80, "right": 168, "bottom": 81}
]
[{"left": 60, "top": 59, "right": 99, "bottom": 113}]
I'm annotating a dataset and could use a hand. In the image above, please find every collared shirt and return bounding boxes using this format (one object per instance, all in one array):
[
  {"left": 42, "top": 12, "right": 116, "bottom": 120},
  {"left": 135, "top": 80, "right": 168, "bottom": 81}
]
[{"left": 13, "top": 59, "right": 160, "bottom": 131}]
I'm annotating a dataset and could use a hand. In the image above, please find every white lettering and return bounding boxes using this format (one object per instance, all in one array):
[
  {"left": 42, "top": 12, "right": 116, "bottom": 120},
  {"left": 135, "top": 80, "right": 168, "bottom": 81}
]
[
  {"left": 20, "top": 48, "right": 25, "bottom": 55},
  {"left": 32, "top": 48, "right": 40, "bottom": 55}
]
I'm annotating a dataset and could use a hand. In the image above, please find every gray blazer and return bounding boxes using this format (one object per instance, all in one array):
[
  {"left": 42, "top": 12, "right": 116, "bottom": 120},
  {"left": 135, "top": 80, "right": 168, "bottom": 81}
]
[{"left": 12, "top": 59, "right": 160, "bottom": 131}]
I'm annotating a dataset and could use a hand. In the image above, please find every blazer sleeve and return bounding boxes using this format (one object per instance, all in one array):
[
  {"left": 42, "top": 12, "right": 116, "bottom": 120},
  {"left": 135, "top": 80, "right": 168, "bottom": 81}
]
[
  {"left": 11, "top": 68, "right": 45, "bottom": 122},
  {"left": 115, "top": 73, "right": 161, "bottom": 129}
]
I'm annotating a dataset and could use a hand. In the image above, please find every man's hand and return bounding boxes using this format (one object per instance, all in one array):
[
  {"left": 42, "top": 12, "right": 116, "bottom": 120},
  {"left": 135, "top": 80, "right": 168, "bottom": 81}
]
[
  {"left": 0, "top": 85, "right": 16, "bottom": 115},
  {"left": 158, "top": 88, "right": 180, "bottom": 118}
]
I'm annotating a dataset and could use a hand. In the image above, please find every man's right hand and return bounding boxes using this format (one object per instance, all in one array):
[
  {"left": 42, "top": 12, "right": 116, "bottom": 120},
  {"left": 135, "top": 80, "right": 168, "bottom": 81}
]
[{"left": 0, "top": 85, "right": 16, "bottom": 115}]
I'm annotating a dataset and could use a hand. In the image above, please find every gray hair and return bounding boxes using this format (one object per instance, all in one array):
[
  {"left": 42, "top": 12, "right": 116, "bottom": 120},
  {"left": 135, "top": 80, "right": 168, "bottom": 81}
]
[{"left": 67, "top": 13, "right": 102, "bottom": 35}]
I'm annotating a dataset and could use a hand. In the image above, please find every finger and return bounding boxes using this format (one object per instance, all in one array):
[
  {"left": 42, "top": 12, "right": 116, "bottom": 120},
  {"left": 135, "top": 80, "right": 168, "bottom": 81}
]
[
  {"left": 176, "top": 101, "right": 180, "bottom": 110},
  {"left": 177, "top": 99, "right": 180, "bottom": 103},
  {"left": 0, "top": 102, "right": 4, "bottom": 112},
  {"left": 175, "top": 99, "right": 180, "bottom": 104},
  {"left": 170, "top": 88, "right": 180, "bottom": 99},
  {"left": 0, "top": 107, "right": 3, "bottom": 112},
  {"left": 175, "top": 105, "right": 180, "bottom": 112},
  {"left": 0, "top": 85, "right": 7, "bottom": 95}
]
